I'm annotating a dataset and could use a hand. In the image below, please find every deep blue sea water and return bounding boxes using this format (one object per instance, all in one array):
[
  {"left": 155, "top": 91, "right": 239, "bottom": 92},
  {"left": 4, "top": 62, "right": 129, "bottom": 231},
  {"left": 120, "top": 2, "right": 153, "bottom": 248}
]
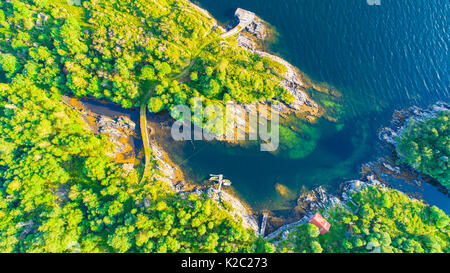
[{"left": 162, "top": 0, "right": 449, "bottom": 212}]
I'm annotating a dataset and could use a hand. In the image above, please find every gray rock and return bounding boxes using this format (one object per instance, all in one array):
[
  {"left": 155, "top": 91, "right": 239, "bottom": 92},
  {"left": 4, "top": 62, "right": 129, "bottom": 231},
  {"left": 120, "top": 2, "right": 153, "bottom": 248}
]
[
  {"left": 178, "top": 186, "right": 259, "bottom": 233},
  {"left": 174, "top": 181, "right": 186, "bottom": 191},
  {"left": 245, "top": 17, "right": 267, "bottom": 40},
  {"left": 230, "top": 9, "right": 317, "bottom": 111},
  {"left": 379, "top": 102, "right": 450, "bottom": 147}
]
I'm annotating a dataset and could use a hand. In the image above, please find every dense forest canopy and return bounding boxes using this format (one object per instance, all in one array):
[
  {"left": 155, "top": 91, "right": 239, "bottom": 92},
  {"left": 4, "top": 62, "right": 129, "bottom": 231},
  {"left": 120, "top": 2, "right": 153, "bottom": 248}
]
[
  {"left": 0, "top": 0, "right": 293, "bottom": 114},
  {"left": 0, "top": 0, "right": 293, "bottom": 253},
  {"left": 0, "top": 0, "right": 448, "bottom": 253},
  {"left": 0, "top": 79, "right": 255, "bottom": 252},
  {"left": 396, "top": 112, "right": 450, "bottom": 189},
  {"left": 266, "top": 185, "right": 450, "bottom": 253}
]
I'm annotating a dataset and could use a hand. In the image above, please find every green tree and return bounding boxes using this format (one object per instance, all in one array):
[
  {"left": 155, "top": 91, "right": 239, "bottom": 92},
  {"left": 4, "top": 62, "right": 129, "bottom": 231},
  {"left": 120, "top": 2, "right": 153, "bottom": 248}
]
[
  {"left": 190, "top": 71, "right": 198, "bottom": 81},
  {"left": 306, "top": 223, "right": 320, "bottom": 238},
  {"left": 149, "top": 97, "right": 164, "bottom": 113},
  {"left": 310, "top": 241, "right": 323, "bottom": 253},
  {"left": 0, "top": 54, "right": 19, "bottom": 78},
  {"left": 140, "top": 66, "right": 156, "bottom": 81}
]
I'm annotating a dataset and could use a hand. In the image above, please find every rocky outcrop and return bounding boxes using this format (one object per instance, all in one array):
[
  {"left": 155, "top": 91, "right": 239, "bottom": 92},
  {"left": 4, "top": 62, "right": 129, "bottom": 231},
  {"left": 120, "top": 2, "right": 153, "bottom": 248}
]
[
  {"left": 235, "top": 8, "right": 256, "bottom": 28},
  {"left": 340, "top": 177, "right": 382, "bottom": 203},
  {"left": 379, "top": 101, "right": 450, "bottom": 146},
  {"left": 149, "top": 142, "right": 178, "bottom": 190},
  {"left": 220, "top": 8, "right": 256, "bottom": 39},
  {"left": 245, "top": 16, "right": 267, "bottom": 41},
  {"left": 62, "top": 96, "right": 181, "bottom": 188},
  {"left": 378, "top": 102, "right": 450, "bottom": 192},
  {"left": 97, "top": 116, "right": 135, "bottom": 157},
  {"left": 178, "top": 7, "right": 320, "bottom": 142},
  {"left": 178, "top": 186, "right": 259, "bottom": 233},
  {"left": 295, "top": 186, "right": 343, "bottom": 215},
  {"left": 264, "top": 214, "right": 310, "bottom": 242},
  {"left": 235, "top": 34, "right": 258, "bottom": 51},
  {"left": 253, "top": 50, "right": 318, "bottom": 111},
  {"left": 17, "top": 220, "right": 34, "bottom": 240},
  {"left": 231, "top": 9, "right": 318, "bottom": 112},
  {"left": 264, "top": 176, "right": 383, "bottom": 241},
  {"left": 232, "top": 8, "right": 266, "bottom": 48},
  {"left": 62, "top": 96, "right": 135, "bottom": 159}
]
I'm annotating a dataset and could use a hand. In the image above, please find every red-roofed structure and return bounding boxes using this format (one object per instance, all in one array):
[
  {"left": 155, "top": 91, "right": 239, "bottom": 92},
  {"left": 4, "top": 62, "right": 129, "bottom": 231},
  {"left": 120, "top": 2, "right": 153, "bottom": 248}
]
[{"left": 309, "top": 213, "right": 331, "bottom": 235}]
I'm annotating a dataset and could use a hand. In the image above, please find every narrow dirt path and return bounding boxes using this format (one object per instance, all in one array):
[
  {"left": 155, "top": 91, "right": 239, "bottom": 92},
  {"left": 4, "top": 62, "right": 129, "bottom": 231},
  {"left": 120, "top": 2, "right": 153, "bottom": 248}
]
[{"left": 139, "top": 104, "right": 151, "bottom": 183}]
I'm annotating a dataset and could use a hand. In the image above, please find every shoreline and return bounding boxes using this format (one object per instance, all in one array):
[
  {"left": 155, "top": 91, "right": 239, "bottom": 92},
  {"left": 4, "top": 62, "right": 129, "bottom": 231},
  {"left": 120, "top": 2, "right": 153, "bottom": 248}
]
[
  {"left": 379, "top": 101, "right": 450, "bottom": 194},
  {"left": 188, "top": 3, "right": 332, "bottom": 122},
  {"left": 63, "top": 4, "right": 449, "bottom": 236},
  {"left": 229, "top": 8, "right": 324, "bottom": 119},
  {"left": 264, "top": 102, "right": 450, "bottom": 238},
  {"left": 62, "top": 95, "right": 260, "bottom": 232},
  {"left": 172, "top": 4, "right": 334, "bottom": 146},
  {"left": 264, "top": 177, "right": 380, "bottom": 241}
]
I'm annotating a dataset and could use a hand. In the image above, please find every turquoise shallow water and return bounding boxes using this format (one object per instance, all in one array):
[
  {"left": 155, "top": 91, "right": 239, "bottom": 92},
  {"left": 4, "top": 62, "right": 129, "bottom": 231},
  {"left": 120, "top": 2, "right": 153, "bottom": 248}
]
[{"left": 161, "top": 0, "right": 450, "bottom": 211}]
